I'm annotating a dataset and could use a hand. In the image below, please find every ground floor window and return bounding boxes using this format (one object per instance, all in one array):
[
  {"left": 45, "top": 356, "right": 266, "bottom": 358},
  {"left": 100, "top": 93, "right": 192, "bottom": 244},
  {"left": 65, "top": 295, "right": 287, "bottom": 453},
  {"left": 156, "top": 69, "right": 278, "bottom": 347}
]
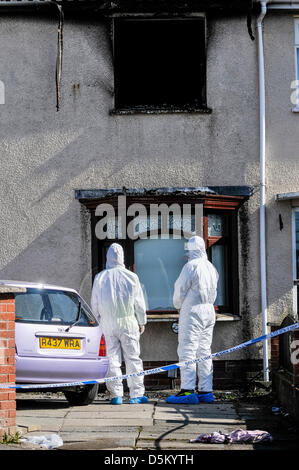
[{"left": 83, "top": 191, "right": 247, "bottom": 316}]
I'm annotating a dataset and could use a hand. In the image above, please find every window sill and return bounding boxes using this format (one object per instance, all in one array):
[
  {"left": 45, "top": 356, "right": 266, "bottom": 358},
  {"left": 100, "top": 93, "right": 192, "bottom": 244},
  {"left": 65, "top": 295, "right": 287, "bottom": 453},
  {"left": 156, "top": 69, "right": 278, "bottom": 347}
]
[
  {"left": 216, "top": 313, "right": 241, "bottom": 322},
  {"left": 110, "top": 106, "right": 212, "bottom": 116},
  {"left": 146, "top": 313, "right": 241, "bottom": 322},
  {"left": 147, "top": 314, "right": 179, "bottom": 322}
]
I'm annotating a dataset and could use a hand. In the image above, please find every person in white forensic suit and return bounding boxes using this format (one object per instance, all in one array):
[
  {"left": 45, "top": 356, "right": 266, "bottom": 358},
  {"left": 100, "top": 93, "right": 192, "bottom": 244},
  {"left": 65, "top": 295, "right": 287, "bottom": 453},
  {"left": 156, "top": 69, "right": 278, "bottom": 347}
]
[
  {"left": 91, "top": 243, "right": 148, "bottom": 405},
  {"left": 166, "top": 236, "right": 219, "bottom": 404}
]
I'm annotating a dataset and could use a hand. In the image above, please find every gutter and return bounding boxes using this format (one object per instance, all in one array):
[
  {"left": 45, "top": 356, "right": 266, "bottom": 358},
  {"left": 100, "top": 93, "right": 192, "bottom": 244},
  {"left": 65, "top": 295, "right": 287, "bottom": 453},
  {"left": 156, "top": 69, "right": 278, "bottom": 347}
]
[{"left": 257, "top": 1, "right": 269, "bottom": 382}]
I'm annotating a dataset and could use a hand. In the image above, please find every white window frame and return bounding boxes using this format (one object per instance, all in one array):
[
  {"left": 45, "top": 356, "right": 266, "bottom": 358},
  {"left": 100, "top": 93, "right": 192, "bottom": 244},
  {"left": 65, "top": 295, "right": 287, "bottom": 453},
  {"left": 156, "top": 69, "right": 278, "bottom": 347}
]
[
  {"left": 292, "top": 207, "right": 299, "bottom": 317},
  {"left": 293, "top": 18, "right": 299, "bottom": 111}
]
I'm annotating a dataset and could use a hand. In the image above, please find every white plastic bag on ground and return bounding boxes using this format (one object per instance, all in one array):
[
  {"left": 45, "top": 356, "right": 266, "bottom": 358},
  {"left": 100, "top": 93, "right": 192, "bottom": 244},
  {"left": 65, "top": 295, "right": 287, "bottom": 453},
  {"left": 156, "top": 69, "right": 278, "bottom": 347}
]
[{"left": 20, "top": 434, "right": 63, "bottom": 449}]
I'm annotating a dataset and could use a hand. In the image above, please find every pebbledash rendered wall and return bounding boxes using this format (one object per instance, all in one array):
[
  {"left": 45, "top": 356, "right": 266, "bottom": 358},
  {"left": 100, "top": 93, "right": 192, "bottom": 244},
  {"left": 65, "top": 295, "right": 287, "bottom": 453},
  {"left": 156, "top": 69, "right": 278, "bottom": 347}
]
[{"left": 0, "top": 9, "right": 297, "bottom": 382}]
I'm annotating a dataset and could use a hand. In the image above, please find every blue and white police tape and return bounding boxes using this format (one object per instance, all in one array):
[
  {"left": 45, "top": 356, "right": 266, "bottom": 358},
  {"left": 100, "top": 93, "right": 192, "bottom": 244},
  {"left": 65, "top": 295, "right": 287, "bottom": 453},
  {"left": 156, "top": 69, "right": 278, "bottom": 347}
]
[{"left": 1, "top": 321, "right": 298, "bottom": 390}]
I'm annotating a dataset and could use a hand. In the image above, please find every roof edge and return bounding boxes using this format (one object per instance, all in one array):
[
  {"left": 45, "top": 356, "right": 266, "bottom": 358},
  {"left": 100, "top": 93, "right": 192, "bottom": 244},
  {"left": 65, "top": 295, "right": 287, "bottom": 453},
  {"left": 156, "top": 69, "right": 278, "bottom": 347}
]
[{"left": 75, "top": 186, "right": 254, "bottom": 201}]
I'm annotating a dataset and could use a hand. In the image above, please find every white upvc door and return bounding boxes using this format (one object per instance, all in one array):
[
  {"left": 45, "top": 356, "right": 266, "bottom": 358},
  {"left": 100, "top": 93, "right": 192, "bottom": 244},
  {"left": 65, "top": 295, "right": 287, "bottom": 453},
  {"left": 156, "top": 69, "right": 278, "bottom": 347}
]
[{"left": 292, "top": 208, "right": 299, "bottom": 317}]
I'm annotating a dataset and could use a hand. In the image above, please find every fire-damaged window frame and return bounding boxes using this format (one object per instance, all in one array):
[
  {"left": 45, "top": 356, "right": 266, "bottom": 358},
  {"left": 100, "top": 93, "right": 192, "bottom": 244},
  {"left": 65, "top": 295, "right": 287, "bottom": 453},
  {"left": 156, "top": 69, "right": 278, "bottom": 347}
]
[
  {"left": 111, "top": 13, "right": 211, "bottom": 115},
  {"left": 76, "top": 190, "right": 250, "bottom": 318}
]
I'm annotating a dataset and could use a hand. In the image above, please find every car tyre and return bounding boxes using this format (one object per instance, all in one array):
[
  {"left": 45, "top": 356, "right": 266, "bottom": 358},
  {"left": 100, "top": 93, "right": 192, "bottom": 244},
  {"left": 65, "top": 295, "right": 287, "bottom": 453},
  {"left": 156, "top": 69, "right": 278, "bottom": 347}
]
[{"left": 63, "top": 384, "right": 99, "bottom": 406}]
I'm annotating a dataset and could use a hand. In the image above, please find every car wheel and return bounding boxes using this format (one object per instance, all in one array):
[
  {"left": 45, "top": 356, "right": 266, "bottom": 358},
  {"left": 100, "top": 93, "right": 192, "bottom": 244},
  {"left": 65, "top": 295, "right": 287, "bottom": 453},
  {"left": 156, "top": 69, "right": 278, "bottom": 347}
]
[{"left": 63, "top": 384, "right": 99, "bottom": 406}]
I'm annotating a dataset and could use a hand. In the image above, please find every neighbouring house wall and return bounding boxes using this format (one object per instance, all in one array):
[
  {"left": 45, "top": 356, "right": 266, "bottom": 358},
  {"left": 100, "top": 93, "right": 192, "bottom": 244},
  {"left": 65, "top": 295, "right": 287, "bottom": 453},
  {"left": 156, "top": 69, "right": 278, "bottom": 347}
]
[{"left": 263, "top": 12, "right": 299, "bottom": 324}]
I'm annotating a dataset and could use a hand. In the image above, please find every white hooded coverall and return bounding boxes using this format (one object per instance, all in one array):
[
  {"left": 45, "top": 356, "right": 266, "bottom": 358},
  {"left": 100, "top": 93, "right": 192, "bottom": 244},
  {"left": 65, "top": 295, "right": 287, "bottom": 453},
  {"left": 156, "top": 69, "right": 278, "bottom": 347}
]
[
  {"left": 91, "top": 243, "right": 147, "bottom": 399},
  {"left": 173, "top": 236, "right": 219, "bottom": 392}
]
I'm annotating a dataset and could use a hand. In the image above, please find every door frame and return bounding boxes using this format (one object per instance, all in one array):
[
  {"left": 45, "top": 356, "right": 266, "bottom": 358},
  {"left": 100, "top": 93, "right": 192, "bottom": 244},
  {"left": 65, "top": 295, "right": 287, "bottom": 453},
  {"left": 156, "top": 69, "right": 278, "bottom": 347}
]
[{"left": 292, "top": 207, "right": 299, "bottom": 317}]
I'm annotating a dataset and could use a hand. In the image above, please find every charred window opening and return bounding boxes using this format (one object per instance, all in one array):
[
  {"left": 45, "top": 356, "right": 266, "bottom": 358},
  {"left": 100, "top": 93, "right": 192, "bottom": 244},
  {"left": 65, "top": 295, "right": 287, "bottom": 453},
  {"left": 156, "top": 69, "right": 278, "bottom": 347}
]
[{"left": 113, "top": 17, "right": 207, "bottom": 112}]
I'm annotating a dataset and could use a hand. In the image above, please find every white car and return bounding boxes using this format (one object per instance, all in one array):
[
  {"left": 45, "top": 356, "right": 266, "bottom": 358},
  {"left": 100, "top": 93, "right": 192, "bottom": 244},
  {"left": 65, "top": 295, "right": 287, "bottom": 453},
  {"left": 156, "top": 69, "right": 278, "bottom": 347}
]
[{"left": 1, "top": 280, "right": 109, "bottom": 406}]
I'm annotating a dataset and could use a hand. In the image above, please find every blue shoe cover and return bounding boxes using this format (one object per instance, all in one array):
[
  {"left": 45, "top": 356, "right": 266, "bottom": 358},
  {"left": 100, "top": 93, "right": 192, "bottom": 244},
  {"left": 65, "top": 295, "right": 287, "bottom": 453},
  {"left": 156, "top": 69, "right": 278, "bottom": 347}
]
[
  {"left": 197, "top": 392, "right": 214, "bottom": 403},
  {"left": 165, "top": 393, "right": 199, "bottom": 404},
  {"left": 110, "top": 397, "right": 123, "bottom": 405},
  {"left": 129, "top": 396, "right": 149, "bottom": 404}
]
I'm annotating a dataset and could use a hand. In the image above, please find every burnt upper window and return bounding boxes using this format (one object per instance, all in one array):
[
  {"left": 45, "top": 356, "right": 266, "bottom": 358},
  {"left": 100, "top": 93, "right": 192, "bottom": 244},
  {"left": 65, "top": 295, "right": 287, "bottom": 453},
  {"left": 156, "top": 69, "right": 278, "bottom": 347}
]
[{"left": 113, "top": 18, "right": 208, "bottom": 112}]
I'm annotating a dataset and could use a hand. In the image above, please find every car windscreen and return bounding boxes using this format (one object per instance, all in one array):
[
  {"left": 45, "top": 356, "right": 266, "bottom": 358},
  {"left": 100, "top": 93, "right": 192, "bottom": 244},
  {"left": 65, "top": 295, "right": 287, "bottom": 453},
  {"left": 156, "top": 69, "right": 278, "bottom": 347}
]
[{"left": 14, "top": 288, "right": 97, "bottom": 326}]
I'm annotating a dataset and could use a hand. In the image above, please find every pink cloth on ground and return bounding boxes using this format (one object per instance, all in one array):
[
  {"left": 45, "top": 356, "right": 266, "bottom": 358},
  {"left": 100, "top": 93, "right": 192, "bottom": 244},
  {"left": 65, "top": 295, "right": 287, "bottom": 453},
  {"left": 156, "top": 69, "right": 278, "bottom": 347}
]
[{"left": 190, "top": 429, "right": 273, "bottom": 444}]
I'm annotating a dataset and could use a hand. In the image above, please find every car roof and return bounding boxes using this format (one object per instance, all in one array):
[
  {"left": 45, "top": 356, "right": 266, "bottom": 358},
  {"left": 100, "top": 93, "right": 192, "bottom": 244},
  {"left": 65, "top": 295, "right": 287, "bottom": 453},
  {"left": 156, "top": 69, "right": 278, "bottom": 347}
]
[{"left": 0, "top": 280, "right": 78, "bottom": 294}]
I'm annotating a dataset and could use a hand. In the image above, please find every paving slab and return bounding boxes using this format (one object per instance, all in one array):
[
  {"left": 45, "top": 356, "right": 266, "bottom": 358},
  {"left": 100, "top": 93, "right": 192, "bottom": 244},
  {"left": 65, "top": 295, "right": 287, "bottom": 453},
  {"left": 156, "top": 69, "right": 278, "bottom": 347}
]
[
  {"left": 66, "top": 411, "right": 153, "bottom": 419},
  {"left": 135, "top": 440, "right": 230, "bottom": 450},
  {"left": 154, "top": 408, "right": 239, "bottom": 420},
  {"left": 0, "top": 442, "right": 47, "bottom": 451},
  {"left": 154, "top": 417, "right": 245, "bottom": 425},
  {"left": 16, "top": 417, "right": 64, "bottom": 432},
  {"left": 154, "top": 409, "right": 240, "bottom": 418},
  {"left": 59, "top": 431, "right": 140, "bottom": 443},
  {"left": 61, "top": 418, "right": 153, "bottom": 430},
  {"left": 156, "top": 403, "right": 236, "bottom": 411},
  {"left": 154, "top": 403, "right": 241, "bottom": 423},
  {"left": 154, "top": 408, "right": 238, "bottom": 416},
  {"left": 62, "top": 425, "right": 141, "bottom": 434},
  {"left": 59, "top": 442, "right": 135, "bottom": 450},
  {"left": 71, "top": 404, "right": 154, "bottom": 412},
  {"left": 23, "top": 428, "right": 141, "bottom": 444},
  {"left": 136, "top": 439, "right": 259, "bottom": 450},
  {"left": 17, "top": 423, "right": 41, "bottom": 433},
  {"left": 17, "top": 409, "right": 68, "bottom": 418},
  {"left": 60, "top": 436, "right": 136, "bottom": 450},
  {"left": 154, "top": 412, "right": 240, "bottom": 418}
]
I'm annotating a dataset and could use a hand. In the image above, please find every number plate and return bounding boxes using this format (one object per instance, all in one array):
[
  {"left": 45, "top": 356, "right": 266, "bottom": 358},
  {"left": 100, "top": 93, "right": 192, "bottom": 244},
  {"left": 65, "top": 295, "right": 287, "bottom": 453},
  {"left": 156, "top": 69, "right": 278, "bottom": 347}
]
[{"left": 39, "top": 337, "right": 81, "bottom": 350}]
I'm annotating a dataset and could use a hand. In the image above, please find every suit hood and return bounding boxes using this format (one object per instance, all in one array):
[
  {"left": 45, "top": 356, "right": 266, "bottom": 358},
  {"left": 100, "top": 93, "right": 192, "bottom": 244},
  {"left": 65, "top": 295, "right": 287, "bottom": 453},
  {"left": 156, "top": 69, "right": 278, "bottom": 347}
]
[{"left": 106, "top": 243, "right": 125, "bottom": 269}]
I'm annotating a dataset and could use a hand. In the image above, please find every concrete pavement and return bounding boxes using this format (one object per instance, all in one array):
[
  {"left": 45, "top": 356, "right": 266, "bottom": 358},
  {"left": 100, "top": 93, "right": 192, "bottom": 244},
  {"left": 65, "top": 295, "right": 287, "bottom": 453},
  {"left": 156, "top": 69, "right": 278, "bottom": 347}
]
[{"left": 7, "top": 390, "right": 299, "bottom": 451}]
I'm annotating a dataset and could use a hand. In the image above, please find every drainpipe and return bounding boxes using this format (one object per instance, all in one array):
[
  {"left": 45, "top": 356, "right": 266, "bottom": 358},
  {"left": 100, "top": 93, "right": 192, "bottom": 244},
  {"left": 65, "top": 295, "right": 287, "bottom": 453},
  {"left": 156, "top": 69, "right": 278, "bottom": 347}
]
[{"left": 257, "top": 1, "right": 269, "bottom": 382}]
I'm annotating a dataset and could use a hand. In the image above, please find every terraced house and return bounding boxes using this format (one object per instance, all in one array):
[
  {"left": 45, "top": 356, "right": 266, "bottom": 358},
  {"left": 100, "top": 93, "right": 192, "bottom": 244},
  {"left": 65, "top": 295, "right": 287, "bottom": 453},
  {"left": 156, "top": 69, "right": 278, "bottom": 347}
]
[{"left": 0, "top": 0, "right": 298, "bottom": 388}]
